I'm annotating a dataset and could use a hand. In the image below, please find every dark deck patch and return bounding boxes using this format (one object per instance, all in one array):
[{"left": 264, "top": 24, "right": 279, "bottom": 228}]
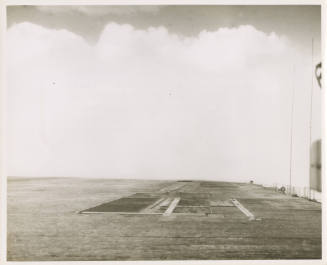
[
  {"left": 178, "top": 198, "right": 209, "bottom": 206},
  {"left": 174, "top": 206, "right": 210, "bottom": 214},
  {"left": 82, "top": 196, "right": 159, "bottom": 213},
  {"left": 177, "top": 192, "right": 211, "bottom": 199}
]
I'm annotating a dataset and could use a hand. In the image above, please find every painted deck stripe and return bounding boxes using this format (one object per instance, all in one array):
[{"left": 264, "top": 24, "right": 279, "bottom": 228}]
[
  {"left": 231, "top": 199, "right": 255, "bottom": 220},
  {"left": 142, "top": 197, "right": 166, "bottom": 212},
  {"left": 159, "top": 198, "right": 172, "bottom": 207},
  {"left": 163, "top": 197, "right": 181, "bottom": 216}
]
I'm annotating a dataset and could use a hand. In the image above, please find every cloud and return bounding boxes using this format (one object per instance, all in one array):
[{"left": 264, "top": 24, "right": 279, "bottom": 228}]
[
  {"left": 35, "top": 6, "right": 161, "bottom": 17},
  {"left": 7, "top": 21, "right": 311, "bottom": 186}
]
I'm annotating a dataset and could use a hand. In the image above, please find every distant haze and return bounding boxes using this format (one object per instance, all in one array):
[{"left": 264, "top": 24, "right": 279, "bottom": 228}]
[{"left": 7, "top": 6, "right": 321, "bottom": 187}]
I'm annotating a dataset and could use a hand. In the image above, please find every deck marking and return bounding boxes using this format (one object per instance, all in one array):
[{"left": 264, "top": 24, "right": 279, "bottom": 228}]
[
  {"left": 231, "top": 199, "right": 255, "bottom": 220},
  {"left": 142, "top": 197, "right": 166, "bottom": 212},
  {"left": 163, "top": 197, "right": 180, "bottom": 216},
  {"left": 148, "top": 197, "right": 166, "bottom": 209},
  {"left": 159, "top": 198, "right": 172, "bottom": 207}
]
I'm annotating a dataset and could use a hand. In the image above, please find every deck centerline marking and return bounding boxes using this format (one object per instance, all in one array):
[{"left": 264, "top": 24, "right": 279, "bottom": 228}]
[
  {"left": 163, "top": 197, "right": 181, "bottom": 216},
  {"left": 231, "top": 198, "right": 255, "bottom": 220}
]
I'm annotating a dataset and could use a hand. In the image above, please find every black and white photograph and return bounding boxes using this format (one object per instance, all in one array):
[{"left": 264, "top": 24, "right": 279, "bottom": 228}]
[{"left": 1, "top": 2, "right": 325, "bottom": 262}]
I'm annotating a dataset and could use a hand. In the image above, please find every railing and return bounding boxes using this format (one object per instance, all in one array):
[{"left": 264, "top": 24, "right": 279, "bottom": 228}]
[{"left": 267, "top": 183, "right": 322, "bottom": 203}]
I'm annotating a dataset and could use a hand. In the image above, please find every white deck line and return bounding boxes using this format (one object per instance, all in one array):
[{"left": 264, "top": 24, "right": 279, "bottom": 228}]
[
  {"left": 163, "top": 197, "right": 180, "bottom": 216},
  {"left": 142, "top": 197, "right": 166, "bottom": 212},
  {"left": 159, "top": 197, "right": 172, "bottom": 207},
  {"left": 231, "top": 198, "right": 255, "bottom": 220}
]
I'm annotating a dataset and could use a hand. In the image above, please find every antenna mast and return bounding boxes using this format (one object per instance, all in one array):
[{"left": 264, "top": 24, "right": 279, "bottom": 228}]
[
  {"left": 289, "top": 64, "right": 295, "bottom": 194},
  {"left": 308, "top": 37, "right": 314, "bottom": 198}
]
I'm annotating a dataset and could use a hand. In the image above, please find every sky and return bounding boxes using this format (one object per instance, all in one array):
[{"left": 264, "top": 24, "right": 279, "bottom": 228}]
[{"left": 6, "top": 5, "right": 321, "bottom": 187}]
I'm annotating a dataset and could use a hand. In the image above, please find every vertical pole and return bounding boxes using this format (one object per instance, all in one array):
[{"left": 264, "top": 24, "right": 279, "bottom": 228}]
[
  {"left": 289, "top": 64, "right": 295, "bottom": 194},
  {"left": 308, "top": 37, "right": 314, "bottom": 199}
]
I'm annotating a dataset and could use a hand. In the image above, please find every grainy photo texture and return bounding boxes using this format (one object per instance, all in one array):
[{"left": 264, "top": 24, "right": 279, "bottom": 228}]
[{"left": 6, "top": 5, "right": 322, "bottom": 261}]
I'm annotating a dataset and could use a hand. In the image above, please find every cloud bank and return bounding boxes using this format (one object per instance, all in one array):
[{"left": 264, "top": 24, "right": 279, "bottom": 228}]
[
  {"left": 7, "top": 22, "right": 313, "bottom": 186},
  {"left": 36, "top": 6, "right": 161, "bottom": 16}
]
